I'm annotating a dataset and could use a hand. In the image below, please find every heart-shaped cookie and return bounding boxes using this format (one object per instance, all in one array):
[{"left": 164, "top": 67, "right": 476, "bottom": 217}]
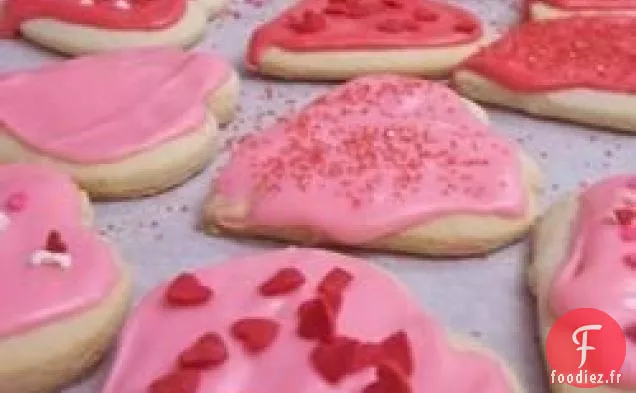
[
  {"left": 0, "top": 47, "right": 238, "bottom": 198},
  {"left": 246, "top": 0, "right": 487, "bottom": 79},
  {"left": 103, "top": 248, "right": 521, "bottom": 393},
  {"left": 204, "top": 74, "right": 540, "bottom": 256},
  {"left": 532, "top": 176, "right": 636, "bottom": 391},
  {"left": 0, "top": 0, "right": 226, "bottom": 54},
  {"left": 0, "top": 164, "right": 130, "bottom": 393},
  {"left": 455, "top": 17, "right": 636, "bottom": 133}
]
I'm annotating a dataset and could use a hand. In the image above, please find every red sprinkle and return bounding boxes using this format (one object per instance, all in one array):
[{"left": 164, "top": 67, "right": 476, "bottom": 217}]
[
  {"left": 297, "top": 297, "right": 336, "bottom": 342},
  {"left": 231, "top": 318, "right": 279, "bottom": 353},
  {"left": 45, "top": 230, "right": 67, "bottom": 253},
  {"left": 5, "top": 192, "right": 27, "bottom": 212},
  {"left": 624, "top": 325, "right": 636, "bottom": 342},
  {"left": 383, "top": 0, "right": 403, "bottom": 8},
  {"left": 318, "top": 267, "right": 353, "bottom": 295},
  {"left": 259, "top": 267, "right": 306, "bottom": 296},
  {"left": 625, "top": 254, "right": 636, "bottom": 268},
  {"left": 290, "top": 10, "right": 326, "bottom": 34},
  {"left": 179, "top": 333, "right": 228, "bottom": 369},
  {"left": 454, "top": 18, "right": 477, "bottom": 34},
  {"left": 381, "top": 331, "right": 413, "bottom": 375},
  {"left": 310, "top": 336, "right": 359, "bottom": 383},
  {"left": 148, "top": 369, "right": 200, "bottom": 393},
  {"left": 165, "top": 273, "right": 213, "bottom": 307},
  {"left": 351, "top": 342, "right": 383, "bottom": 371},
  {"left": 615, "top": 208, "right": 636, "bottom": 226}
]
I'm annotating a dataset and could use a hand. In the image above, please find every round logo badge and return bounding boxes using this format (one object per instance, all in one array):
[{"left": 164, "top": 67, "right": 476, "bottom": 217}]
[{"left": 546, "top": 308, "right": 626, "bottom": 388}]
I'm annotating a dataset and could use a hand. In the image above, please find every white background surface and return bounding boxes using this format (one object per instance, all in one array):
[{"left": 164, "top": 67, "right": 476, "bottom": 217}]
[{"left": 0, "top": 0, "right": 632, "bottom": 391}]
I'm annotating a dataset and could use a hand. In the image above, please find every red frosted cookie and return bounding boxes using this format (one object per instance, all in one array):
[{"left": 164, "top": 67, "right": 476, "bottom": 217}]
[
  {"left": 204, "top": 74, "right": 541, "bottom": 256},
  {"left": 526, "top": 0, "right": 636, "bottom": 20},
  {"left": 531, "top": 176, "right": 636, "bottom": 391},
  {"left": 0, "top": 164, "right": 130, "bottom": 393},
  {"left": 454, "top": 17, "right": 636, "bottom": 133},
  {"left": 103, "top": 248, "right": 522, "bottom": 393},
  {"left": 0, "top": 47, "right": 239, "bottom": 199},
  {"left": 246, "top": 0, "right": 487, "bottom": 80},
  {"left": 0, "top": 0, "right": 226, "bottom": 55}
]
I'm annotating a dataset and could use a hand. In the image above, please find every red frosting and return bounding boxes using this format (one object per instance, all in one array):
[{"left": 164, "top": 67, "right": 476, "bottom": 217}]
[
  {"left": 535, "top": 0, "right": 636, "bottom": 9},
  {"left": 246, "top": 0, "right": 482, "bottom": 68},
  {"left": 463, "top": 17, "right": 636, "bottom": 93},
  {"left": 0, "top": 0, "right": 186, "bottom": 38}
]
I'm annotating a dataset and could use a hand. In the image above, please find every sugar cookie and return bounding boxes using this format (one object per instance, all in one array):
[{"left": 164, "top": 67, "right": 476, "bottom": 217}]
[
  {"left": 204, "top": 75, "right": 541, "bottom": 256},
  {"left": 0, "top": 164, "right": 130, "bottom": 393},
  {"left": 246, "top": 0, "right": 489, "bottom": 80},
  {"left": 0, "top": 47, "right": 239, "bottom": 199},
  {"left": 103, "top": 247, "right": 523, "bottom": 393},
  {"left": 454, "top": 17, "right": 636, "bottom": 133},
  {"left": 0, "top": 0, "right": 226, "bottom": 55},
  {"left": 530, "top": 176, "right": 636, "bottom": 392},
  {"left": 526, "top": 0, "right": 636, "bottom": 20}
]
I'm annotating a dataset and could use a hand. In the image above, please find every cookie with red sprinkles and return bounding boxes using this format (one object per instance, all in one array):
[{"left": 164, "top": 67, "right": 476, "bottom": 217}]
[
  {"left": 103, "top": 248, "right": 522, "bottom": 393},
  {"left": 204, "top": 74, "right": 541, "bottom": 256},
  {"left": 455, "top": 17, "right": 636, "bottom": 133},
  {"left": 245, "top": 0, "right": 488, "bottom": 79}
]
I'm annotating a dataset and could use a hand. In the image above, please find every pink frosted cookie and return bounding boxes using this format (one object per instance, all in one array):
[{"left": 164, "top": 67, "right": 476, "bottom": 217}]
[
  {"left": 204, "top": 75, "right": 541, "bottom": 256},
  {"left": 103, "top": 247, "right": 522, "bottom": 393},
  {"left": 0, "top": 47, "right": 239, "bottom": 199},
  {"left": 525, "top": 0, "right": 636, "bottom": 20},
  {"left": 531, "top": 176, "right": 636, "bottom": 393},
  {"left": 0, "top": 0, "right": 226, "bottom": 55},
  {"left": 245, "top": 0, "right": 489, "bottom": 80},
  {"left": 454, "top": 17, "right": 636, "bottom": 133},
  {"left": 0, "top": 164, "right": 130, "bottom": 393}
]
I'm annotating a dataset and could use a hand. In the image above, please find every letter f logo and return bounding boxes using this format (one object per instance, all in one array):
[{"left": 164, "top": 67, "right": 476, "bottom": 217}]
[{"left": 572, "top": 324, "right": 602, "bottom": 369}]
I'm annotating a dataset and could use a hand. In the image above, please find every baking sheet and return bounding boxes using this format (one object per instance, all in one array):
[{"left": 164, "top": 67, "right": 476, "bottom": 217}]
[{"left": 1, "top": 0, "right": 632, "bottom": 391}]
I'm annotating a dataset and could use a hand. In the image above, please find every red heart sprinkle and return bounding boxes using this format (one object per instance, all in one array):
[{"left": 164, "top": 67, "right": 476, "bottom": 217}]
[
  {"left": 413, "top": 7, "right": 438, "bottom": 22},
  {"left": 45, "top": 230, "right": 67, "bottom": 253},
  {"left": 381, "top": 331, "right": 413, "bottom": 376},
  {"left": 231, "top": 318, "right": 279, "bottom": 353},
  {"left": 259, "top": 267, "right": 306, "bottom": 296},
  {"left": 615, "top": 208, "right": 636, "bottom": 226},
  {"left": 624, "top": 254, "right": 636, "bottom": 268},
  {"left": 363, "top": 363, "right": 412, "bottom": 393},
  {"left": 454, "top": 19, "right": 478, "bottom": 34},
  {"left": 624, "top": 325, "right": 636, "bottom": 342},
  {"left": 290, "top": 10, "right": 326, "bottom": 34},
  {"left": 179, "top": 333, "right": 228, "bottom": 369},
  {"left": 310, "top": 336, "right": 359, "bottom": 383},
  {"left": 5, "top": 192, "right": 27, "bottom": 212},
  {"left": 165, "top": 273, "right": 213, "bottom": 307},
  {"left": 148, "top": 369, "right": 200, "bottom": 393},
  {"left": 351, "top": 342, "right": 383, "bottom": 371},
  {"left": 383, "top": 0, "right": 403, "bottom": 8},
  {"left": 318, "top": 267, "right": 353, "bottom": 295},
  {"left": 297, "top": 297, "right": 336, "bottom": 342}
]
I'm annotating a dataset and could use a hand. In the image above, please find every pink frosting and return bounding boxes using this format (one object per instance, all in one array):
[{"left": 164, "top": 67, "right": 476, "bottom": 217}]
[
  {"left": 103, "top": 247, "right": 516, "bottom": 393},
  {"left": 0, "top": 164, "right": 119, "bottom": 337},
  {"left": 549, "top": 176, "right": 636, "bottom": 387},
  {"left": 213, "top": 75, "right": 526, "bottom": 245},
  {"left": 0, "top": 47, "right": 231, "bottom": 164}
]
